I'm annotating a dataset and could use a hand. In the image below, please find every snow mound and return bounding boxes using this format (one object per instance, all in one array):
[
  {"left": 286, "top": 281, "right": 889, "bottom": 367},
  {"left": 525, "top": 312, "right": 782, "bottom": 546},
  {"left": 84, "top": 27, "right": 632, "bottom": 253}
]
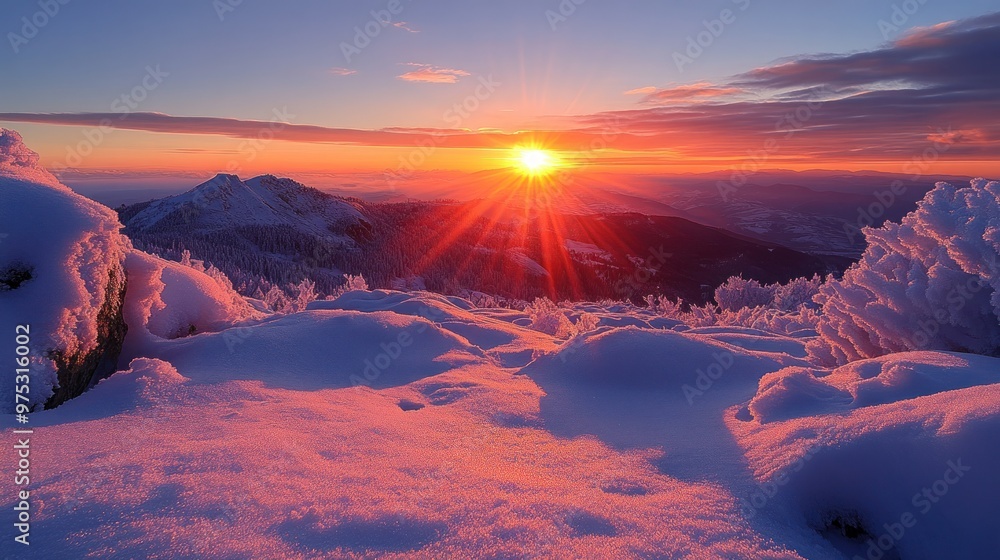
[
  {"left": 123, "top": 250, "right": 261, "bottom": 348},
  {"left": 529, "top": 327, "right": 795, "bottom": 389},
  {"left": 731, "top": 351, "right": 1000, "bottom": 559},
  {"left": 312, "top": 289, "right": 560, "bottom": 366},
  {"left": 145, "top": 309, "right": 489, "bottom": 390},
  {"left": 749, "top": 351, "right": 1000, "bottom": 424},
  {"left": 0, "top": 129, "right": 129, "bottom": 409}
]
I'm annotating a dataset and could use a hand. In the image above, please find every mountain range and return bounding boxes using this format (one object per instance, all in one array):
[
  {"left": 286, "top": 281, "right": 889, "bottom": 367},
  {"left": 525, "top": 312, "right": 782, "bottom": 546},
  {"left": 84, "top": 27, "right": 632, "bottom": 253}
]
[{"left": 118, "top": 173, "right": 851, "bottom": 303}]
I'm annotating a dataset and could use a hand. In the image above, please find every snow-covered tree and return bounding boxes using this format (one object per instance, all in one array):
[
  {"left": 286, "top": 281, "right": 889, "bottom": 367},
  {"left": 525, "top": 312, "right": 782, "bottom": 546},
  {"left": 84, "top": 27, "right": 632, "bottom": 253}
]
[
  {"left": 342, "top": 273, "right": 368, "bottom": 291},
  {"left": 808, "top": 179, "right": 1000, "bottom": 365},
  {"left": 263, "top": 285, "right": 289, "bottom": 313},
  {"left": 290, "top": 278, "right": 318, "bottom": 312}
]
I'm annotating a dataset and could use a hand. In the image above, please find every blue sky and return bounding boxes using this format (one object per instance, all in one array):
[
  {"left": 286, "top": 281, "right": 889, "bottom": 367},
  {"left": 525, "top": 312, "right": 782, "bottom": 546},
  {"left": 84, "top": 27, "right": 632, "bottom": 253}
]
[
  {"left": 2, "top": 0, "right": 995, "bottom": 127},
  {"left": 1, "top": 0, "right": 998, "bottom": 178}
]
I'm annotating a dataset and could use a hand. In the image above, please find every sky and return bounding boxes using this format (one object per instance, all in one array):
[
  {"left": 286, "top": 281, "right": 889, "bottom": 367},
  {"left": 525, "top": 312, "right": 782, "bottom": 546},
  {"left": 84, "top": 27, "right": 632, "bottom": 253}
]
[{"left": 1, "top": 0, "right": 998, "bottom": 190}]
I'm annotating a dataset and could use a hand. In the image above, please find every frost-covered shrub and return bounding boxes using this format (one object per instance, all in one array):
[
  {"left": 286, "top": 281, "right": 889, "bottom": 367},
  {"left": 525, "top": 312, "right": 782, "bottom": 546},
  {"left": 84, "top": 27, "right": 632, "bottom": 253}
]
[
  {"left": 324, "top": 273, "right": 370, "bottom": 303},
  {"left": 342, "top": 274, "right": 369, "bottom": 292},
  {"left": 125, "top": 251, "right": 260, "bottom": 340},
  {"left": 808, "top": 179, "right": 1000, "bottom": 366},
  {"left": 290, "top": 278, "right": 318, "bottom": 313},
  {"left": 773, "top": 274, "right": 822, "bottom": 311},
  {"left": 714, "top": 276, "right": 776, "bottom": 312},
  {"left": 643, "top": 294, "right": 685, "bottom": 318},
  {"left": 263, "top": 285, "right": 290, "bottom": 313},
  {"left": 571, "top": 312, "right": 600, "bottom": 335},
  {"left": 526, "top": 297, "right": 575, "bottom": 337},
  {"left": 642, "top": 293, "right": 820, "bottom": 335}
]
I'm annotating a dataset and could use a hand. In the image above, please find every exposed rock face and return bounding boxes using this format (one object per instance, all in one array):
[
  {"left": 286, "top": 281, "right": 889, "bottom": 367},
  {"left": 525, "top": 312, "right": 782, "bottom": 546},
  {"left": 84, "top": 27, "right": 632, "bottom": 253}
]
[
  {"left": 46, "top": 262, "right": 128, "bottom": 408},
  {"left": 0, "top": 128, "right": 131, "bottom": 411}
]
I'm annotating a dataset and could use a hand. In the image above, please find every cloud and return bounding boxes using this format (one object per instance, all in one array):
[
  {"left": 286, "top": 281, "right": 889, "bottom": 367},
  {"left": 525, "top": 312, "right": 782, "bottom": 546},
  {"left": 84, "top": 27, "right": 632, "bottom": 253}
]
[
  {"left": 397, "top": 63, "right": 470, "bottom": 84},
  {"left": 638, "top": 82, "right": 744, "bottom": 104},
  {"left": 570, "top": 11, "right": 1000, "bottom": 161},
  {"left": 393, "top": 21, "right": 419, "bottom": 33},
  {"left": 731, "top": 12, "right": 1000, "bottom": 94},
  {"left": 0, "top": 111, "right": 613, "bottom": 150},
  {"left": 3, "top": 13, "right": 999, "bottom": 167},
  {"left": 624, "top": 86, "right": 657, "bottom": 96},
  {"left": 329, "top": 67, "right": 357, "bottom": 76}
]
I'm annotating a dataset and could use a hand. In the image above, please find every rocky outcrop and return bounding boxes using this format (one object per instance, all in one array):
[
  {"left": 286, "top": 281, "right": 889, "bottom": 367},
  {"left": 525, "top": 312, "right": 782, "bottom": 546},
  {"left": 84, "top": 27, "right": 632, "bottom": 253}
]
[
  {"left": 46, "top": 261, "right": 128, "bottom": 408},
  {"left": 0, "top": 128, "right": 131, "bottom": 411}
]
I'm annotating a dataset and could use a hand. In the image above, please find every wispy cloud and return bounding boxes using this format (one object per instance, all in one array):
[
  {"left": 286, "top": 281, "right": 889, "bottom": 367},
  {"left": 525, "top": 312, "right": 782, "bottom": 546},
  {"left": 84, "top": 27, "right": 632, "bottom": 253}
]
[
  {"left": 397, "top": 63, "right": 470, "bottom": 84},
  {"left": 624, "top": 86, "right": 657, "bottom": 96},
  {"left": 393, "top": 21, "right": 419, "bottom": 33},
  {"left": 329, "top": 67, "right": 357, "bottom": 76},
  {"left": 638, "top": 82, "right": 744, "bottom": 104}
]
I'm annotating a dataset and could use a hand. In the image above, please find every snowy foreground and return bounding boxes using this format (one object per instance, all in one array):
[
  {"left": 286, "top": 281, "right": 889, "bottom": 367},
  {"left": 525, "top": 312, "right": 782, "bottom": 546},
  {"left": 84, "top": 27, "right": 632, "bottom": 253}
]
[
  {"left": 2, "top": 129, "right": 1000, "bottom": 558},
  {"left": 5, "top": 290, "right": 1000, "bottom": 559}
]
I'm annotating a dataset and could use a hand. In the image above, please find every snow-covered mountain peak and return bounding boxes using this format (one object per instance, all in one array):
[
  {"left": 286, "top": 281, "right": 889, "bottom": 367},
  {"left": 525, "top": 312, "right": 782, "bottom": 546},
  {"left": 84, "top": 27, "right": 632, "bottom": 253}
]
[{"left": 125, "top": 172, "right": 365, "bottom": 234}]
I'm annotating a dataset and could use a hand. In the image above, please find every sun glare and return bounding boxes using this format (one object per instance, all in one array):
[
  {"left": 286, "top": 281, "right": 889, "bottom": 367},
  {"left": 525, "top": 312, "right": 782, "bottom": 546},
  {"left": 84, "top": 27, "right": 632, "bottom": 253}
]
[{"left": 515, "top": 148, "right": 556, "bottom": 176}]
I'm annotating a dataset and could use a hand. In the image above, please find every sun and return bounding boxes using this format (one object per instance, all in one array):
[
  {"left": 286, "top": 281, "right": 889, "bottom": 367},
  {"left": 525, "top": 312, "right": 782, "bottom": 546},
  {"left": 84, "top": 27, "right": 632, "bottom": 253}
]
[{"left": 515, "top": 148, "right": 557, "bottom": 176}]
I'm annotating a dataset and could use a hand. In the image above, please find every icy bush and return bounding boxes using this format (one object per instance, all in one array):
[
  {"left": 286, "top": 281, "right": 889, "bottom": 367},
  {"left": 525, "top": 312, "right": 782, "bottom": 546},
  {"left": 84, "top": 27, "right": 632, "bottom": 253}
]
[
  {"left": 571, "top": 312, "right": 601, "bottom": 336},
  {"left": 643, "top": 293, "right": 820, "bottom": 336},
  {"left": 263, "top": 285, "right": 290, "bottom": 313},
  {"left": 773, "top": 274, "right": 822, "bottom": 311},
  {"left": 525, "top": 297, "right": 599, "bottom": 338},
  {"left": 125, "top": 250, "right": 260, "bottom": 340},
  {"left": 714, "top": 276, "right": 775, "bottom": 312},
  {"left": 808, "top": 179, "right": 1000, "bottom": 366},
  {"left": 526, "top": 297, "right": 575, "bottom": 337},
  {"left": 342, "top": 273, "right": 369, "bottom": 292},
  {"left": 324, "top": 273, "right": 370, "bottom": 303},
  {"left": 644, "top": 294, "right": 685, "bottom": 317}
]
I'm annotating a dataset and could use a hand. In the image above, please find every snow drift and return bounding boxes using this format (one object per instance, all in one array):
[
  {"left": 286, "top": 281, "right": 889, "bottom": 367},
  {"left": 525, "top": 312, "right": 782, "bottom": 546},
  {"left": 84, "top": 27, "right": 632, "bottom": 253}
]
[{"left": 122, "top": 249, "right": 261, "bottom": 352}]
